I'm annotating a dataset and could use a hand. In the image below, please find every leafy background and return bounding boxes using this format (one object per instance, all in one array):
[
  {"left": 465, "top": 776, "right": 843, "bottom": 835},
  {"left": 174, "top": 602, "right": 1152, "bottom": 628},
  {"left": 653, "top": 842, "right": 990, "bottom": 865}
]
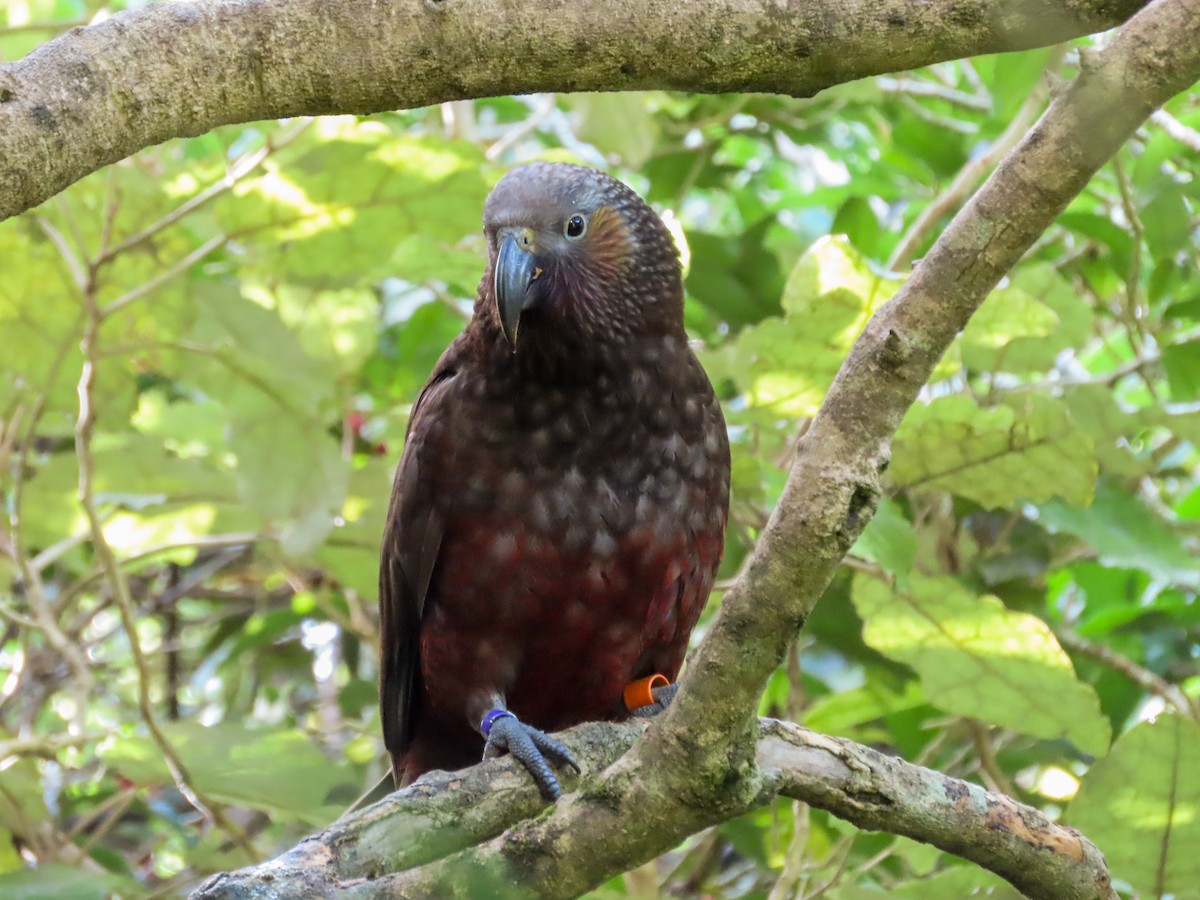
[{"left": 2, "top": 3, "right": 1198, "bottom": 898}]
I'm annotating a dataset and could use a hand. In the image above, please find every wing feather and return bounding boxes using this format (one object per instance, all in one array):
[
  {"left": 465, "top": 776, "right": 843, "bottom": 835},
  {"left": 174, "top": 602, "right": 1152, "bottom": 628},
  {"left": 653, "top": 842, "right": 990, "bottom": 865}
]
[{"left": 378, "top": 360, "right": 458, "bottom": 776}]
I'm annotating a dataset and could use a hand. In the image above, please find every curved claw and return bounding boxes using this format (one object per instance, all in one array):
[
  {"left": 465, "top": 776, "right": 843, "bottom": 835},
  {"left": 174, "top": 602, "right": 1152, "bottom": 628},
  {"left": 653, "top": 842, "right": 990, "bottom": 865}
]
[
  {"left": 483, "top": 715, "right": 580, "bottom": 800},
  {"left": 630, "top": 682, "right": 678, "bottom": 718}
]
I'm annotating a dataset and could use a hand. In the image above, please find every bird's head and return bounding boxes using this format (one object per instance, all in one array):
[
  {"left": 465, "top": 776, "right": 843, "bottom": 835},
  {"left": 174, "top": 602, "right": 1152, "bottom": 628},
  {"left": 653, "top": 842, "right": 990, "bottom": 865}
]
[{"left": 481, "top": 162, "right": 683, "bottom": 354}]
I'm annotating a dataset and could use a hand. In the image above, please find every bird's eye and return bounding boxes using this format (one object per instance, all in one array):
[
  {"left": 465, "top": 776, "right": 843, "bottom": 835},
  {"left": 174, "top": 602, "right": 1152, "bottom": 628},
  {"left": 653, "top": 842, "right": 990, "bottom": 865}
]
[{"left": 564, "top": 214, "right": 587, "bottom": 240}]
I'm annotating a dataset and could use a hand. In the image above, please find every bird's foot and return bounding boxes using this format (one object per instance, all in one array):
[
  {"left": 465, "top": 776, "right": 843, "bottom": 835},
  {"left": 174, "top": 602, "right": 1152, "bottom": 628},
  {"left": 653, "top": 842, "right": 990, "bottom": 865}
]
[
  {"left": 481, "top": 709, "right": 580, "bottom": 801},
  {"left": 625, "top": 674, "right": 678, "bottom": 718}
]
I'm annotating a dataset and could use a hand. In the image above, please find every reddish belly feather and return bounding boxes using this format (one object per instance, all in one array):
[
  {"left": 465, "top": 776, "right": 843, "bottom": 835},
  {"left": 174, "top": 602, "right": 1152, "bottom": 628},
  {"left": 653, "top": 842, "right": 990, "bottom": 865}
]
[{"left": 418, "top": 517, "right": 716, "bottom": 732}]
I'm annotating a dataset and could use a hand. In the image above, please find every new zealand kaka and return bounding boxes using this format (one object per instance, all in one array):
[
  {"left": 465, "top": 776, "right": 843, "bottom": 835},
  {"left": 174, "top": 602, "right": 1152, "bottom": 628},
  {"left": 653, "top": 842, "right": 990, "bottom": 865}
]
[{"left": 379, "top": 162, "right": 730, "bottom": 799}]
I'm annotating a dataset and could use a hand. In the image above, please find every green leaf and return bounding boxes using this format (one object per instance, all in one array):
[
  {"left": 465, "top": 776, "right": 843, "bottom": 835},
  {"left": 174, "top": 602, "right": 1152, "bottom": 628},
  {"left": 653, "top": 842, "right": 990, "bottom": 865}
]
[
  {"left": 390, "top": 236, "right": 486, "bottom": 297},
  {"left": 849, "top": 498, "right": 916, "bottom": 585},
  {"left": 185, "top": 283, "right": 348, "bottom": 553},
  {"left": 246, "top": 283, "right": 379, "bottom": 377},
  {"left": 685, "top": 220, "right": 785, "bottom": 330},
  {"left": 1141, "top": 187, "right": 1191, "bottom": 261},
  {"left": 188, "top": 282, "right": 337, "bottom": 413},
  {"left": 1177, "top": 484, "right": 1200, "bottom": 520},
  {"left": 1039, "top": 483, "right": 1199, "bottom": 588},
  {"left": 1164, "top": 294, "right": 1200, "bottom": 322},
  {"left": 1145, "top": 407, "right": 1200, "bottom": 448},
  {"left": 0, "top": 864, "right": 137, "bottom": 900},
  {"left": 713, "top": 236, "right": 899, "bottom": 417},
  {"left": 803, "top": 681, "right": 925, "bottom": 739},
  {"left": 0, "top": 829, "right": 17, "bottom": 875},
  {"left": 19, "top": 432, "right": 234, "bottom": 564},
  {"left": 0, "top": 757, "right": 47, "bottom": 834},
  {"left": 365, "top": 301, "right": 469, "bottom": 403},
  {"left": 989, "top": 46, "right": 1056, "bottom": 120},
  {"left": 852, "top": 574, "right": 1111, "bottom": 755},
  {"left": 219, "top": 134, "right": 489, "bottom": 283},
  {"left": 779, "top": 234, "right": 892, "bottom": 320},
  {"left": 1057, "top": 211, "right": 1132, "bottom": 273},
  {"left": 1063, "top": 385, "right": 1153, "bottom": 478},
  {"left": 828, "top": 865, "right": 1023, "bottom": 900},
  {"left": 960, "top": 263, "right": 1093, "bottom": 373},
  {"left": 1162, "top": 339, "right": 1200, "bottom": 403},
  {"left": 831, "top": 196, "right": 882, "bottom": 258},
  {"left": 960, "top": 283, "right": 1058, "bottom": 351},
  {"left": 567, "top": 93, "right": 658, "bottom": 168},
  {"left": 0, "top": 223, "right": 84, "bottom": 416},
  {"left": 1068, "top": 716, "right": 1200, "bottom": 897},
  {"left": 890, "top": 394, "right": 1096, "bottom": 508},
  {"left": 100, "top": 722, "right": 349, "bottom": 822},
  {"left": 314, "top": 458, "right": 392, "bottom": 595},
  {"left": 227, "top": 393, "right": 347, "bottom": 556}
]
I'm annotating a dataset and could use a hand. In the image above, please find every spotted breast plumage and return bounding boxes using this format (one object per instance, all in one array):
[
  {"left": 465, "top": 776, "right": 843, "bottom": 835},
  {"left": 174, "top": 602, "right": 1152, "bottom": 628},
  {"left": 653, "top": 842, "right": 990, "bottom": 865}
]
[{"left": 379, "top": 162, "right": 730, "bottom": 799}]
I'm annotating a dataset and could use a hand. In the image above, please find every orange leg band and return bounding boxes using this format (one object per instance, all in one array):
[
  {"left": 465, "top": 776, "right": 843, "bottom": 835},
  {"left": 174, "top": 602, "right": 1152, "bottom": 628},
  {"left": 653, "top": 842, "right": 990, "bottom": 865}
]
[{"left": 624, "top": 673, "right": 670, "bottom": 712}]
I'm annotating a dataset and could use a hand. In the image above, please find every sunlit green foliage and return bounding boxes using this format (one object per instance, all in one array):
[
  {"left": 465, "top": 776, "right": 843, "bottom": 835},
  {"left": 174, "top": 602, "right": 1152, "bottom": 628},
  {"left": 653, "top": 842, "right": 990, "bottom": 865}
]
[{"left": 1, "top": 3, "right": 1198, "bottom": 897}]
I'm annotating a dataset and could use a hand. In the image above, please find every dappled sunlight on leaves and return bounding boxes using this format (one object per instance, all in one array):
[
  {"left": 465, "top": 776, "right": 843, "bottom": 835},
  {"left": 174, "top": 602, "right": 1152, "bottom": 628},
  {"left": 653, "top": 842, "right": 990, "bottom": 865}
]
[{"left": 0, "top": 17, "right": 1197, "bottom": 895}]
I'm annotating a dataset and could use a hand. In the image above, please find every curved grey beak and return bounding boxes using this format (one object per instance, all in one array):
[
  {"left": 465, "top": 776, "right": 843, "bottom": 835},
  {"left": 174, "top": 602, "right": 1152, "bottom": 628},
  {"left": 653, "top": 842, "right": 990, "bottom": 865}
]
[{"left": 495, "top": 232, "right": 540, "bottom": 347}]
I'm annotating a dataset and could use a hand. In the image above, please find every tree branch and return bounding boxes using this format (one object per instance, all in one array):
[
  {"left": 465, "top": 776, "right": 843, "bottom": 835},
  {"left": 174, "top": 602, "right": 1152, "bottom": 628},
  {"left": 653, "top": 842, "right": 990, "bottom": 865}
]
[
  {"left": 1056, "top": 628, "right": 1200, "bottom": 719},
  {"left": 762, "top": 720, "right": 1111, "bottom": 900},
  {"left": 0, "top": 0, "right": 1149, "bottom": 220},
  {"left": 887, "top": 45, "right": 1064, "bottom": 271},
  {"left": 194, "top": 721, "right": 646, "bottom": 900},
  {"left": 74, "top": 243, "right": 259, "bottom": 863},
  {"left": 184, "top": 0, "right": 1200, "bottom": 896},
  {"left": 647, "top": 0, "right": 1200, "bottom": 826},
  {"left": 194, "top": 719, "right": 1113, "bottom": 900}
]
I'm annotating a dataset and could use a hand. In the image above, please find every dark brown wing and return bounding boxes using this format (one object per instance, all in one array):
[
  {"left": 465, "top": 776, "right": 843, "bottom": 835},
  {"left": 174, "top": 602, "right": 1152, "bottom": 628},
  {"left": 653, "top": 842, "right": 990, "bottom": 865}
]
[{"left": 378, "top": 358, "right": 459, "bottom": 780}]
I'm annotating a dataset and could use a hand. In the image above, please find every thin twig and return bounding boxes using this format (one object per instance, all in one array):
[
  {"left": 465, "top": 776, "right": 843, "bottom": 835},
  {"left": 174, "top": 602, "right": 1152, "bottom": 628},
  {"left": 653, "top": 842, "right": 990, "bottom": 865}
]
[
  {"left": 29, "top": 530, "right": 91, "bottom": 571},
  {"left": 54, "top": 194, "right": 90, "bottom": 265},
  {"left": 57, "top": 533, "right": 262, "bottom": 641},
  {"left": 101, "top": 233, "right": 228, "bottom": 318},
  {"left": 0, "top": 396, "right": 23, "bottom": 482},
  {"left": 98, "top": 167, "right": 122, "bottom": 258},
  {"left": 767, "top": 802, "right": 810, "bottom": 900},
  {"left": 486, "top": 94, "right": 557, "bottom": 161},
  {"left": 1056, "top": 628, "right": 1200, "bottom": 719},
  {"left": 959, "top": 58, "right": 986, "bottom": 99},
  {"left": 0, "top": 18, "right": 87, "bottom": 34},
  {"left": 877, "top": 75, "right": 990, "bottom": 111},
  {"left": 851, "top": 844, "right": 897, "bottom": 883},
  {"left": 73, "top": 788, "right": 138, "bottom": 857},
  {"left": 968, "top": 720, "right": 1017, "bottom": 797},
  {"left": 799, "top": 836, "right": 855, "bottom": 900},
  {"left": 6, "top": 326, "right": 95, "bottom": 711},
  {"left": 1111, "top": 156, "right": 1153, "bottom": 353},
  {"left": 0, "top": 603, "right": 37, "bottom": 629},
  {"left": 34, "top": 215, "right": 87, "bottom": 291},
  {"left": 1150, "top": 108, "right": 1200, "bottom": 153},
  {"left": 889, "top": 47, "right": 1064, "bottom": 270},
  {"left": 74, "top": 261, "right": 258, "bottom": 861},
  {"left": 428, "top": 282, "right": 473, "bottom": 319},
  {"left": 0, "top": 731, "right": 107, "bottom": 759},
  {"left": 895, "top": 94, "right": 978, "bottom": 134},
  {"left": 96, "top": 119, "right": 312, "bottom": 265}
]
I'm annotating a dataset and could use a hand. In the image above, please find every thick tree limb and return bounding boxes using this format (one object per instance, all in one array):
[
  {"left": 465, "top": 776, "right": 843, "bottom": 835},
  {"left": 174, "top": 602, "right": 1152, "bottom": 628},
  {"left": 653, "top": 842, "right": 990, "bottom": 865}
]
[
  {"left": 656, "top": 0, "right": 1200, "bottom": 811},
  {"left": 16, "top": 0, "right": 1179, "bottom": 892},
  {"left": 0, "top": 0, "right": 1148, "bottom": 221},
  {"left": 248, "top": 0, "right": 1199, "bottom": 896},
  {"left": 193, "top": 722, "right": 646, "bottom": 899},
  {"left": 194, "top": 719, "right": 1111, "bottom": 899},
  {"left": 760, "top": 721, "right": 1113, "bottom": 900}
]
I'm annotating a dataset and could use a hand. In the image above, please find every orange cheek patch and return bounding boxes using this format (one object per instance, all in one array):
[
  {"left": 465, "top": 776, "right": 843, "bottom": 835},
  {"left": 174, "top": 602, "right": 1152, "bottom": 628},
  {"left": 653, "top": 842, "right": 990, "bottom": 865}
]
[{"left": 585, "top": 206, "right": 632, "bottom": 274}]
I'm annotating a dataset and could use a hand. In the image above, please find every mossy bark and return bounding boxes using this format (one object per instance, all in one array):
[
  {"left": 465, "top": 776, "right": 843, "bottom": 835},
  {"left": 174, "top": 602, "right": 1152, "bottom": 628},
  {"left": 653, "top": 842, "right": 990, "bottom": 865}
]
[{"left": 1, "top": 0, "right": 1148, "bottom": 220}]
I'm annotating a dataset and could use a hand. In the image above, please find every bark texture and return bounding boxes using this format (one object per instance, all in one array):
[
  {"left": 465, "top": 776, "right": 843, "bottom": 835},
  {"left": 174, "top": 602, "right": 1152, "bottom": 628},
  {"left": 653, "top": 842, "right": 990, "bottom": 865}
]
[
  {"left": 0, "top": 0, "right": 1148, "bottom": 220},
  {"left": 187, "top": 0, "right": 1200, "bottom": 897},
  {"left": 193, "top": 719, "right": 1111, "bottom": 899}
]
